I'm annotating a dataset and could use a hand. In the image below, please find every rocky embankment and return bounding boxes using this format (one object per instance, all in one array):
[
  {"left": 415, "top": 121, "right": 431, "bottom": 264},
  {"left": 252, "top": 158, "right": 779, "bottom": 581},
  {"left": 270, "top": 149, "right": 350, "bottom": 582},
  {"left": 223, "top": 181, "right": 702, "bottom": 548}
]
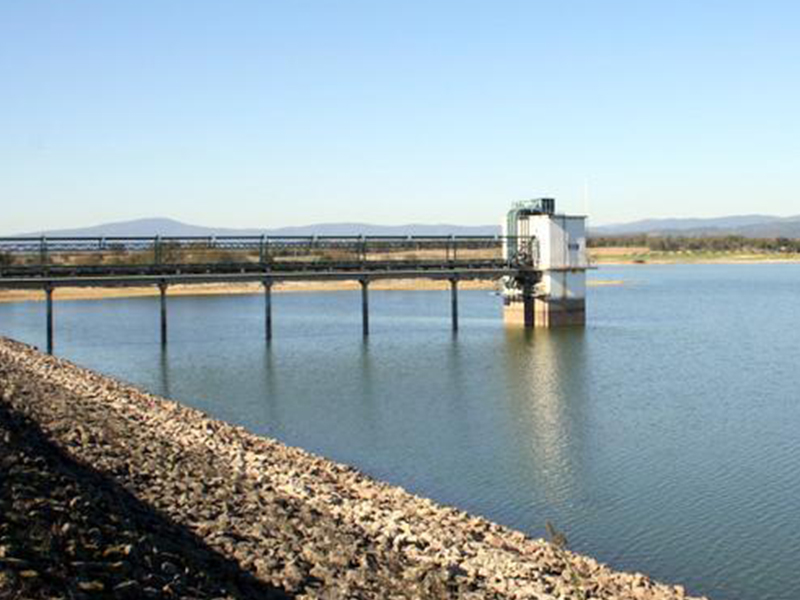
[{"left": 0, "top": 338, "right": 707, "bottom": 599}]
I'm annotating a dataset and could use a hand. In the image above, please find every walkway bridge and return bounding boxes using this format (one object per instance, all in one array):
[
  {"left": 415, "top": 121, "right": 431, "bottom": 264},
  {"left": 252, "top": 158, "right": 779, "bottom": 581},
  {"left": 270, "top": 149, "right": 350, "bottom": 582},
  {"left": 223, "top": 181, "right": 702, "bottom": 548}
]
[{"left": 0, "top": 235, "right": 540, "bottom": 353}]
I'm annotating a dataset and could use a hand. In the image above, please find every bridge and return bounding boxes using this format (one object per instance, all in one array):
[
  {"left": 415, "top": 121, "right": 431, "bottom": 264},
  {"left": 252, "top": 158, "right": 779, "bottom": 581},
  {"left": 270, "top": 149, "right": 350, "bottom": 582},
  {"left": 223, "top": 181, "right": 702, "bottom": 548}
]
[
  {"left": 0, "top": 234, "right": 538, "bottom": 353},
  {"left": 0, "top": 200, "right": 589, "bottom": 354}
]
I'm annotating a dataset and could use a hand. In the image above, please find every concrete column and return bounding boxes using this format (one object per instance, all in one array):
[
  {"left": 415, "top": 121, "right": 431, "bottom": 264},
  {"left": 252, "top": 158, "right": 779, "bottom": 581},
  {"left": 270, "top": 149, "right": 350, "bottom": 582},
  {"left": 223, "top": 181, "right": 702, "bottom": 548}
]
[
  {"left": 159, "top": 281, "right": 168, "bottom": 346},
  {"left": 45, "top": 284, "right": 54, "bottom": 355},
  {"left": 263, "top": 280, "right": 273, "bottom": 341},
  {"left": 522, "top": 279, "right": 535, "bottom": 329},
  {"left": 450, "top": 278, "right": 459, "bottom": 332},
  {"left": 360, "top": 279, "right": 369, "bottom": 337}
]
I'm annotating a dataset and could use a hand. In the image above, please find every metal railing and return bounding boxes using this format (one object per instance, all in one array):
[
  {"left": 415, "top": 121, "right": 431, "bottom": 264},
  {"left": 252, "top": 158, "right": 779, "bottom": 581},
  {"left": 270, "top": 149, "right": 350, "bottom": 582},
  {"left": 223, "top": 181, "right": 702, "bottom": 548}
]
[{"left": 0, "top": 235, "right": 539, "bottom": 271}]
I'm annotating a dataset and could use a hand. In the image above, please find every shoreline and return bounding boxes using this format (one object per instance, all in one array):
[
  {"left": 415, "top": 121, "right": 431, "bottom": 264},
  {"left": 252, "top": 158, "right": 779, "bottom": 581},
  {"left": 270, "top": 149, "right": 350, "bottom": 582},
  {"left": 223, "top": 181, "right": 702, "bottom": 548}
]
[
  {"left": 1, "top": 253, "right": 796, "bottom": 304},
  {"left": 595, "top": 258, "right": 800, "bottom": 265},
  {"left": 591, "top": 253, "right": 800, "bottom": 266},
  {"left": 0, "top": 338, "right": 705, "bottom": 599},
  {"left": 0, "top": 278, "right": 623, "bottom": 304},
  {"left": 0, "top": 279, "right": 497, "bottom": 304}
]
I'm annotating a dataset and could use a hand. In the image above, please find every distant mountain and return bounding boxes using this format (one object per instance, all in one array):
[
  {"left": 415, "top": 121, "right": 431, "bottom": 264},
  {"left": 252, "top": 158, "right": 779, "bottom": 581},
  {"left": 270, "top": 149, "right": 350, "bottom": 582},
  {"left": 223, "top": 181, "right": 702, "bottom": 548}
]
[
  {"left": 18, "top": 213, "right": 800, "bottom": 240},
  {"left": 17, "top": 217, "right": 501, "bottom": 238},
  {"left": 591, "top": 214, "right": 800, "bottom": 238}
]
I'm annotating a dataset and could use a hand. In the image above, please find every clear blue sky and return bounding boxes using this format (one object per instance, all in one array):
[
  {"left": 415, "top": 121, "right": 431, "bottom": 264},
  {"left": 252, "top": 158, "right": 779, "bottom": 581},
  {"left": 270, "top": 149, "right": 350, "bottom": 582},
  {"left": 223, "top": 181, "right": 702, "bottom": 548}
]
[{"left": 1, "top": 0, "right": 798, "bottom": 233}]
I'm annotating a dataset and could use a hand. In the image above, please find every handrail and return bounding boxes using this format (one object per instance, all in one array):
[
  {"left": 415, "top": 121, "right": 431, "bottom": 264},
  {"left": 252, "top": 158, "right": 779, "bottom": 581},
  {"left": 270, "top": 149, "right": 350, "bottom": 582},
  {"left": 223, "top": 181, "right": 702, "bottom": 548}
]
[
  {"left": 0, "top": 235, "right": 517, "bottom": 247},
  {"left": 0, "top": 235, "right": 541, "bottom": 271}
]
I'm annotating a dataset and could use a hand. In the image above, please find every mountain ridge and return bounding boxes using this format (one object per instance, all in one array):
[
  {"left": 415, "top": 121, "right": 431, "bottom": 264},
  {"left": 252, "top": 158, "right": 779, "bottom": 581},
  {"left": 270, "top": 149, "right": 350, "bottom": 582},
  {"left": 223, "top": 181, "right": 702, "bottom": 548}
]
[
  {"left": 591, "top": 214, "right": 800, "bottom": 238},
  {"left": 12, "top": 213, "right": 800, "bottom": 238},
  {"left": 15, "top": 218, "right": 501, "bottom": 238}
]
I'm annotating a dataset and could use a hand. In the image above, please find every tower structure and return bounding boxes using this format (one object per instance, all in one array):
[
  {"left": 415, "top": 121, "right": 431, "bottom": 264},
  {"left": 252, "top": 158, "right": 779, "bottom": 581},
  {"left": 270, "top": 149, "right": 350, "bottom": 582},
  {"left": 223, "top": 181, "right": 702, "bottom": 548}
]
[{"left": 502, "top": 198, "right": 588, "bottom": 327}]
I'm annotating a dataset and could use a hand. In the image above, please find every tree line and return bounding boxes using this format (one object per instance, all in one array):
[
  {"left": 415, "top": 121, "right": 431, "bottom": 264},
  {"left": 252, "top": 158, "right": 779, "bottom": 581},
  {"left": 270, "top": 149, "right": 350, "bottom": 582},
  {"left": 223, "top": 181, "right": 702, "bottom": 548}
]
[{"left": 588, "top": 235, "right": 800, "bottom": 253}]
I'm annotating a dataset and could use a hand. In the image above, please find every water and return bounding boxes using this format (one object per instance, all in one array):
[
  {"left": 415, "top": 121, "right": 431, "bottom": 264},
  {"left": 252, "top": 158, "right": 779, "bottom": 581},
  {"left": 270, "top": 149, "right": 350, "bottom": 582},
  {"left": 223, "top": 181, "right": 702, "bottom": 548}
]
[{"left": 2, "top": 264, "right": 799, "bottom": 600}]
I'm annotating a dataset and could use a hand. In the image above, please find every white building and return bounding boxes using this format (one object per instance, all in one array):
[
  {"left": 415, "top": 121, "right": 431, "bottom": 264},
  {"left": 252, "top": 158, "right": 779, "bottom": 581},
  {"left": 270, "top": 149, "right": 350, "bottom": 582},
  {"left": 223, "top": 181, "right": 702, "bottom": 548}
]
[{"left": 502, "top": 199, "right": 588, "bottom": 327}]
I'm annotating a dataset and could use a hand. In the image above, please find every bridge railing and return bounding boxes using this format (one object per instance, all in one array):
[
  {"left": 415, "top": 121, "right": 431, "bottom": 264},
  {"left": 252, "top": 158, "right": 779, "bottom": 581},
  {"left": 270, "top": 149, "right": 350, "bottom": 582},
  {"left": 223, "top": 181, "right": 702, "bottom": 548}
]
[{"left": 0, "top": 235, "right": 542, "bottom": 272}]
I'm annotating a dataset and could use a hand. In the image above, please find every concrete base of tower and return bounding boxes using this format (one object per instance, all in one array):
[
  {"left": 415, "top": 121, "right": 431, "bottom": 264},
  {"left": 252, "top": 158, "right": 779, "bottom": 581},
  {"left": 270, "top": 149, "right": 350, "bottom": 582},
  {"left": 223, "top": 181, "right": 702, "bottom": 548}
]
[
  {"left": 535, "top": 298, "right": 586, "bottom": 327},
  {"left": 503, "top": 298, "right": 586, "bottom": 328},
  {"left": 502, "top": 300, "right": 532, "bottom": 327}
]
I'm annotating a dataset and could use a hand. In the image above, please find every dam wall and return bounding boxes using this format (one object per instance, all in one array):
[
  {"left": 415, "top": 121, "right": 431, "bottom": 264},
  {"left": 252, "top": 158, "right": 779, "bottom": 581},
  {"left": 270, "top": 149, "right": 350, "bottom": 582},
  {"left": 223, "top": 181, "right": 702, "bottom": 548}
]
[{"left": 0, "top": 338, "right": 704, "bottom": 599}]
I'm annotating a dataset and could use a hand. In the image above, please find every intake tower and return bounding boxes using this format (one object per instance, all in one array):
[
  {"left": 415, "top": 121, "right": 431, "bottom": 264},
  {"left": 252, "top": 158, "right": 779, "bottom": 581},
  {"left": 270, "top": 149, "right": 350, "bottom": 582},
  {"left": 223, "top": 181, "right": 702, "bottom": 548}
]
[{"left": 502, "top": 198, "right": 588, "bottom": 327}]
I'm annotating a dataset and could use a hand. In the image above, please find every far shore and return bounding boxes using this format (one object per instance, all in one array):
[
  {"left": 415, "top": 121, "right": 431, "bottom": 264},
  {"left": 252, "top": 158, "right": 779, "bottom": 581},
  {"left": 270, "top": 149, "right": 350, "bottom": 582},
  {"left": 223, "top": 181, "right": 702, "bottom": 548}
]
[
  {"left": 0, "top": 279, "right": 497, "bottom": 303},
  {"left": 0, "top": 278, "right": 627, "bottom": 304},
  {"left": 591, "top": 247, "right": 800, "bottom": 265},
  {"left": 597, "top": 257, "right": 800, "bottom": 265},
  {"left": 2, "top": 247, "right": 797, "bottom": 304}
]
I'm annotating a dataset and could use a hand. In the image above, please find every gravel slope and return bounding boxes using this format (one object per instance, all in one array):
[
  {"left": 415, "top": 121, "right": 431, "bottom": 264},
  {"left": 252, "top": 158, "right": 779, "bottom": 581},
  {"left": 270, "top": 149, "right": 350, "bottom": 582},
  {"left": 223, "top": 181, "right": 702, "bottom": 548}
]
[{"left": 0, "top": 338, "right": 707, "bottom": 599}]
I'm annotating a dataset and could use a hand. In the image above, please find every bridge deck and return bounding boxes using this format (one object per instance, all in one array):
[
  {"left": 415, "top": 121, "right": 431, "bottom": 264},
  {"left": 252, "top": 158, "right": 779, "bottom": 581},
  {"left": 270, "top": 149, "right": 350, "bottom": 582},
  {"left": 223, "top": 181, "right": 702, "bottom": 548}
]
[
  {"left": 0, "top": 236, "right": 545, "bottom": 351},
  {"left": 0, "top": 262, "right": 518, "bottom": 289},
  {"left": 0, "top": 235, "right": 532, "bottom": 289}
]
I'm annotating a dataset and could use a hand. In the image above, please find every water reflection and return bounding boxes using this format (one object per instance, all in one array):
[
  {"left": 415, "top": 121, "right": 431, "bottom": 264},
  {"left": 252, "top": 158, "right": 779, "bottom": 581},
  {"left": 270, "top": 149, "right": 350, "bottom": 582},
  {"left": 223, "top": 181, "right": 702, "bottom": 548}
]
[
  {"left": 356, "top": 341, "right": 379, "bottom": 448},
  {"left": 502, "top": 328, "right": 590, "bottom": 515},
  {"left": 258, "top": 343, "right": 282, "bottom": 434},
  {"left": 441, "top": 335, "right": 475, "bottom": 453},
  {"left": 158, "top": 347, "right": 172, "bottom": 398},
  {"left": 3, "top": 272, "right": 800, "bottom": 600}
]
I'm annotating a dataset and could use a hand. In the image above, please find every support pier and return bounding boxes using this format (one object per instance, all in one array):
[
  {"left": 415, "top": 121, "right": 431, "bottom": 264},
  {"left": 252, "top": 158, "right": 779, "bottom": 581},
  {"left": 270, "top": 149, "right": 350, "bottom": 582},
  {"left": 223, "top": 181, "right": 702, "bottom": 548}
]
[
  {"left": 45, "top": 285, "right": 54, "bottom": 355},
  {"left": 264, "top": 280, "right": 273, "bottom": 341},
  {"left": 450, "top": 278, "right": 459, "bottom": 332},
  {"left": 159, "top": 281, "right": 168, "bottom": 346},
  {"left": 360, "top": 279, "right": 369, "bottom": 337}
]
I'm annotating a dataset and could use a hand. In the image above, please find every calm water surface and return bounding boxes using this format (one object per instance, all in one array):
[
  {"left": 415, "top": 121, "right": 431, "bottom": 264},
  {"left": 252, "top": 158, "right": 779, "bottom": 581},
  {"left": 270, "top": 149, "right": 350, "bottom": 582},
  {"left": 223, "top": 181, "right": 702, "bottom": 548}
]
[{"left": 2, "top": 264, "right": 799, "bottom": 600}]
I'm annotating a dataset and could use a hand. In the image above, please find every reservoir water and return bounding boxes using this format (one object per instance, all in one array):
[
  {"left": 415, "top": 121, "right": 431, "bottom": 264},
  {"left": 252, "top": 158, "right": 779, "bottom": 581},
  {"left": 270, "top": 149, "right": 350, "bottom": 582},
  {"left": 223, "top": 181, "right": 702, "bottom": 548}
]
[{"left": 1, "top": 264, "right": 799, "bottom": 600}]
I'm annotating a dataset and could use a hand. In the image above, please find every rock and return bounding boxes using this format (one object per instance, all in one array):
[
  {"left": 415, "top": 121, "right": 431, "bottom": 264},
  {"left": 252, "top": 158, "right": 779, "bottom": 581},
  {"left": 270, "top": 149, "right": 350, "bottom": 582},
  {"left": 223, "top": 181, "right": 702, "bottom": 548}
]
[
  {"left": 113, "top": 580, "right": 140, "bottom": 593},
  {"left": 19, "top": 569, "right": 39, "bottom": 579},
  {"left": 77, "top": 580, "right": 106, "bottom": 592}
]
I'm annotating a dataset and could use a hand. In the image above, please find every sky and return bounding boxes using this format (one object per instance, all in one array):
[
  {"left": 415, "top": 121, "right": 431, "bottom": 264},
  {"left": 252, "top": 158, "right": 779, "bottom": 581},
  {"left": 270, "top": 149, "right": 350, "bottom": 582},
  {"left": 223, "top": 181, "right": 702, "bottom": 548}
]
[{"left": 1, "top": 0, "right": 798, "bottom": 234}]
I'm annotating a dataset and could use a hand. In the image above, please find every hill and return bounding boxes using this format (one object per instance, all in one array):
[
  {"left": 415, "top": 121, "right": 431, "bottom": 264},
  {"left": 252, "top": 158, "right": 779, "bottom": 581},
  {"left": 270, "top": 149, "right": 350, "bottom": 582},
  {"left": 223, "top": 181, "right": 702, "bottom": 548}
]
[
  {"left": 16, "top": 213, "right": 800, "bottom": 239},
  {"left": 591, "top": 214, "right": 800, "bottom": 238},
  {"left": 18, "top": 218, "right": 501, "bottom": 238}
]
